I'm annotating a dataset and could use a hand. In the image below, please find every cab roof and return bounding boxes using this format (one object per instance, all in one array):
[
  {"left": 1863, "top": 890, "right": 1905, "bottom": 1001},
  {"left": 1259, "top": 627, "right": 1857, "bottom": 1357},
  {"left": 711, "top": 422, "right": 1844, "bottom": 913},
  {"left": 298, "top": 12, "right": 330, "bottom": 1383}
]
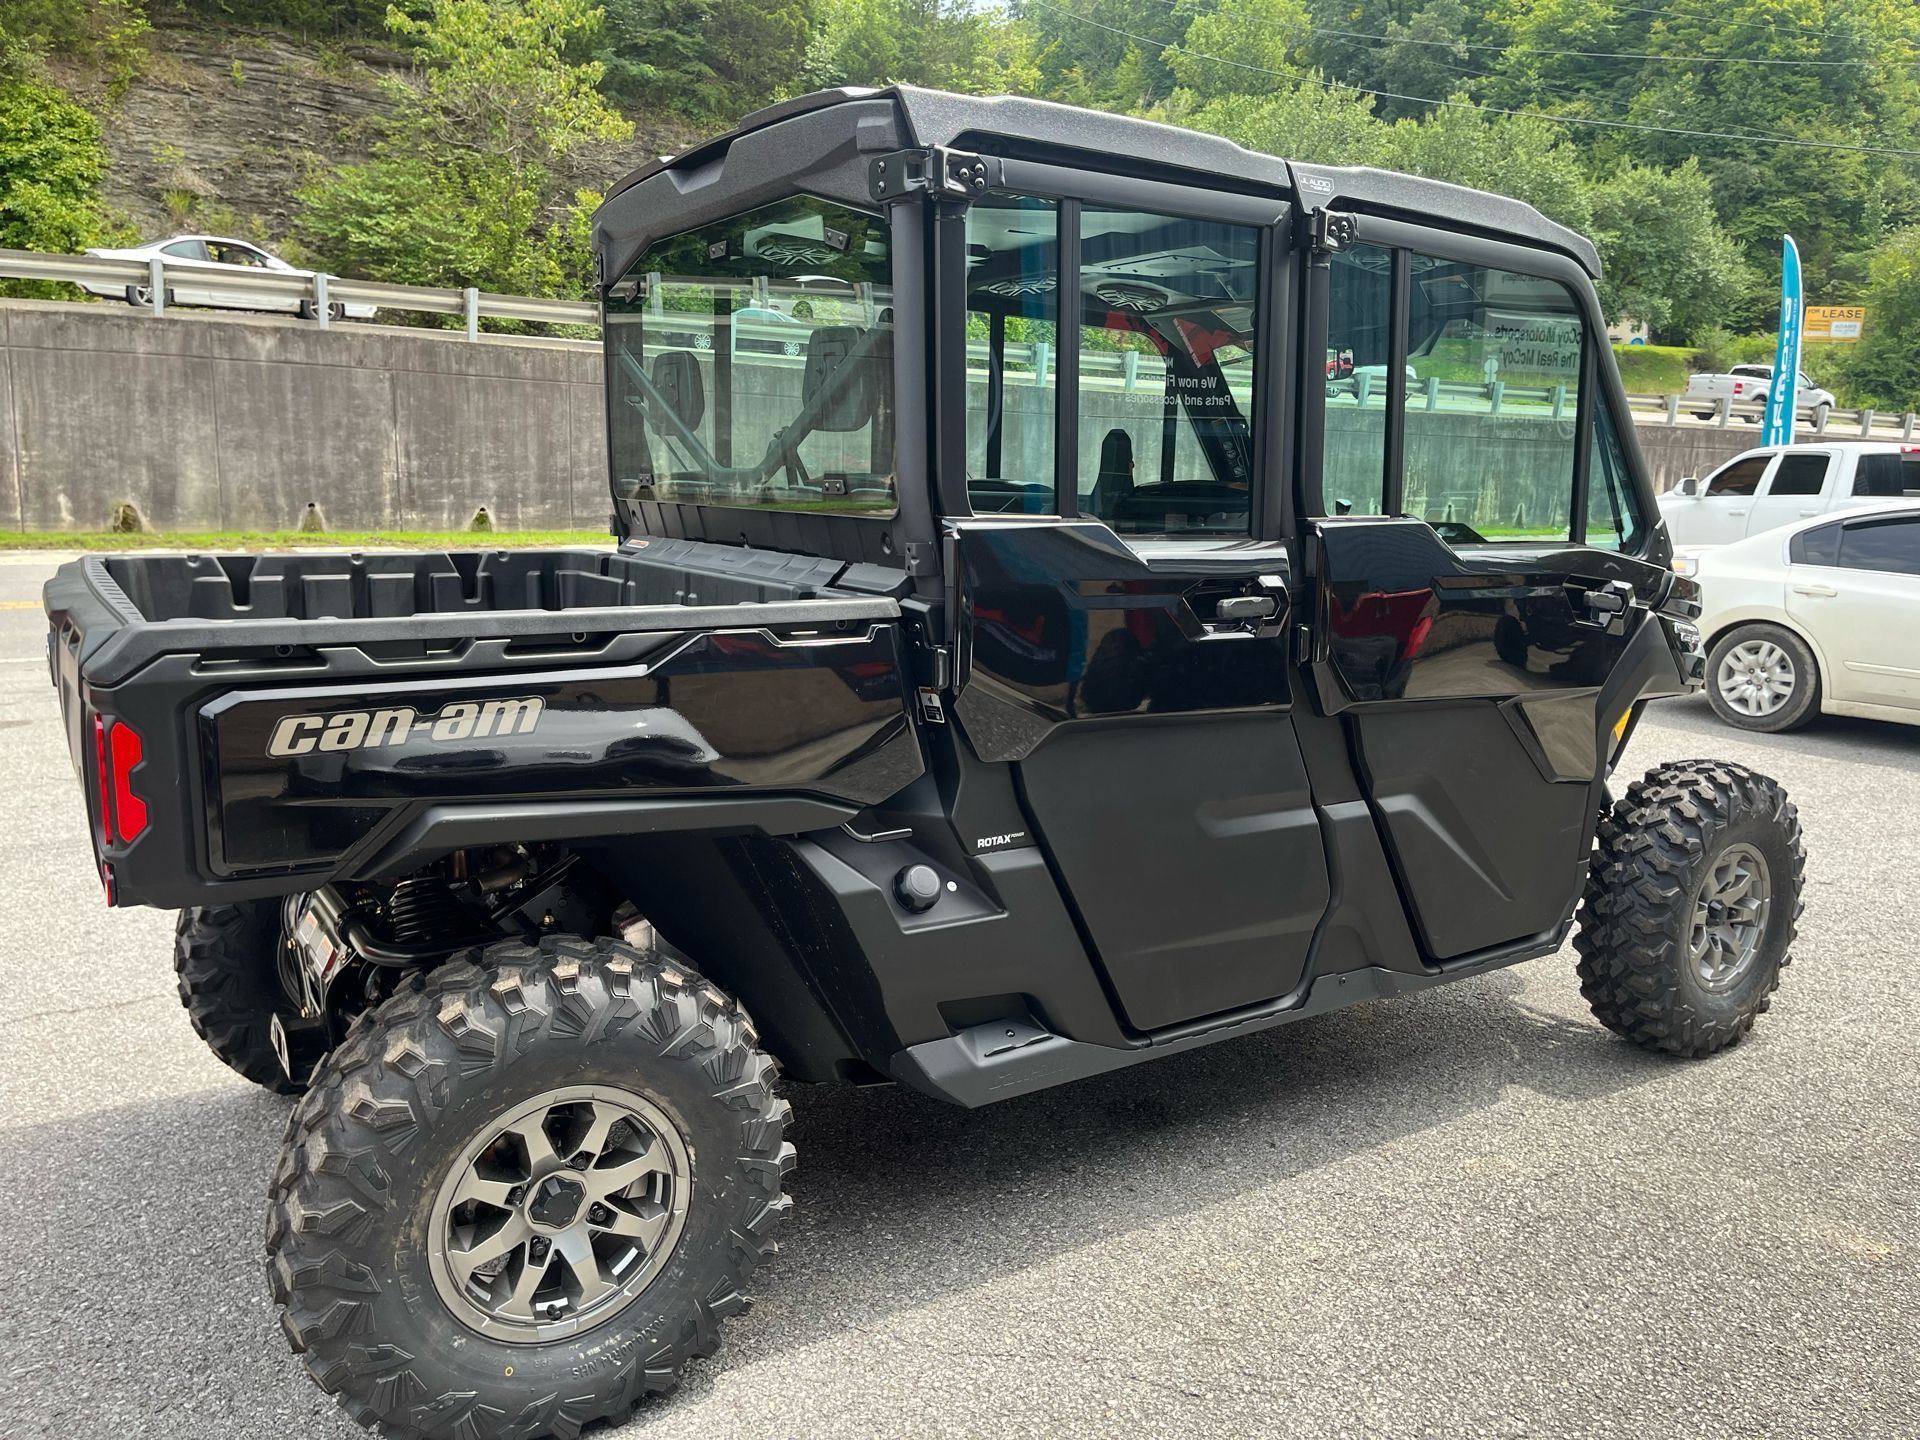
[{"left": 599, "top": 85, "right": 1601, "bottom": 279}]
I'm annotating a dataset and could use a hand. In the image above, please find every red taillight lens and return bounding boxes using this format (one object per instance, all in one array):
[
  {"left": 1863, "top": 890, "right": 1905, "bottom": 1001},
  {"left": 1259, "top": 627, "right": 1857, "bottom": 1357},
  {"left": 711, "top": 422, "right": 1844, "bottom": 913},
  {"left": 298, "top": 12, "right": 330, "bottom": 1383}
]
[
  {"left": 108, "top": 721, "right": 147, "bottom": 842},
  {"left": 92, "top": 714, "right": 113, "bottom": 848},
  {"left": 92, "top": 715, "right": 148, "bottom": 846}
]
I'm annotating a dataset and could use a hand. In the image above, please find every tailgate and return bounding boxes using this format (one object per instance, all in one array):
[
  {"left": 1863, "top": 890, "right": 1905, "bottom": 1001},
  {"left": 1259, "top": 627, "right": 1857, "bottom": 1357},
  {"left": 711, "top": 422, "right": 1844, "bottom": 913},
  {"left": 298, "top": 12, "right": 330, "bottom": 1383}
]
[{"left": 44, "top": 556, "right": 916, "bottom": 909}]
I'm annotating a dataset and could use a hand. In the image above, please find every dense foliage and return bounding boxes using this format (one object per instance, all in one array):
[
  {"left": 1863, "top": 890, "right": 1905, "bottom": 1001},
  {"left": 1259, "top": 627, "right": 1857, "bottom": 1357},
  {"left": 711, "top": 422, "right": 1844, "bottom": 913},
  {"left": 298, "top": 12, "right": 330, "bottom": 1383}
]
[
  {"left": 13, "top": 0, "right": 1920, "bottom": 399},
  {"left": 298, "top": 0, "right": 631, "bottom": 302}
]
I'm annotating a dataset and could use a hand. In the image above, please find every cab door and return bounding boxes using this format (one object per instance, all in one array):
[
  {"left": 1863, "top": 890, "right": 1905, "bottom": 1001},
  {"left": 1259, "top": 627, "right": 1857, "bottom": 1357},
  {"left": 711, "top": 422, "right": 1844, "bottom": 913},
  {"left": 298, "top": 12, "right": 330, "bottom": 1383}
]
[
  {"left": 1297, "top": 217, "right": 1673, "bottom": 961},
  {"left": 945, "top": 179, "right": 1332, "bottom": 1034},
  {"left": 1746, "top": 450, "right": 1833, "bottom": 537}
]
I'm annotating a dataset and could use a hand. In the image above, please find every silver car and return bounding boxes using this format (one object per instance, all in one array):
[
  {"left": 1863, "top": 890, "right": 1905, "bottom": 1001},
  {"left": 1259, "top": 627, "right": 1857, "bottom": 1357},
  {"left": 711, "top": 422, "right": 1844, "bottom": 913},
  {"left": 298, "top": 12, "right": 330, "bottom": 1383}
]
[{"left": 81, "top": 235, "right": 377, "bottom": 321}]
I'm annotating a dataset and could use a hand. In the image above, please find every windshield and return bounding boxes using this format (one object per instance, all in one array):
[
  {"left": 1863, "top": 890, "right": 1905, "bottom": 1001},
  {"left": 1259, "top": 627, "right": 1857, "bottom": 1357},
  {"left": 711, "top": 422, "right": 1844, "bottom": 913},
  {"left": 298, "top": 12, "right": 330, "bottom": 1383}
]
[{"left": 605, "top": 197, "right": 896, "bottom": 516}]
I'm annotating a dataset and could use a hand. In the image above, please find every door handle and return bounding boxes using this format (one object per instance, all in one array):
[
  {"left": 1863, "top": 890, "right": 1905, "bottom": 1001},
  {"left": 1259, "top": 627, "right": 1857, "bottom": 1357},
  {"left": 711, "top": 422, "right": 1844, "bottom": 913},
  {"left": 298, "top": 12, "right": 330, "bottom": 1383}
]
[
  {"left": 1215, "top": 595, "right": 1278, "bottom": 622},
  {"left": 1571, "top": 579, "right": 1636, "bottom": 634},
  {"left": 1799, "top": 508, "right": 1820, "bottom": 517},
  {"left": 1727, "top": 508, "right": 1749, "bottom": 517},
  {"left": 1791, "top": 583, "right": 1837, "bottom": 597}
]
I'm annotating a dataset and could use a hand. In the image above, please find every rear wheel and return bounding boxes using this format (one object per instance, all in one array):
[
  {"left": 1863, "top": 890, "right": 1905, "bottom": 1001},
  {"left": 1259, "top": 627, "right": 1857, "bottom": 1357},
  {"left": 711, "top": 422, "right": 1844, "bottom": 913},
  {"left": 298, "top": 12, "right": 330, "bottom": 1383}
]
[
  {"left": 1574, "top": 760, "right": 1805, "bottom": 1057},
  {"left": 267, "top": 936, "right": 792, "bottom": 1440},
  {"left": 175, "top": 902, "right": 307, "bottom": 1095},
  {"left": 1706, "top": 623, "right": 1819, "bottom": 732}
]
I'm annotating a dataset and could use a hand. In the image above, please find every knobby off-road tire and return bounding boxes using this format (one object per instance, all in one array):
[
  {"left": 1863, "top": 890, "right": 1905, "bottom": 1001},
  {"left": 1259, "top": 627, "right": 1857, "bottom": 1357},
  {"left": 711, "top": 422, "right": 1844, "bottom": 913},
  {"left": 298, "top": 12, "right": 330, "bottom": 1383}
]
[
  {"left": 267, "top": 936, "right": 793, "bottom": 1440},
  {"left": 1574, "top": 760, "right": 1806, "bottom": 1057},
  {"left": 175, "top": 902, "right": 306, "bottom": 1095}
]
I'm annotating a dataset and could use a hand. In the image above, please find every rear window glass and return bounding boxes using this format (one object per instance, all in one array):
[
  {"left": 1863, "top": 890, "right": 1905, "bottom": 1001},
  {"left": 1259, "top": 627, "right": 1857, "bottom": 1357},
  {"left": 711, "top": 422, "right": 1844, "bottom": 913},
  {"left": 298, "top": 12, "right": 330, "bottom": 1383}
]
[
  {"left": 1839, "top": 516, "right": 1920, "bottom": 576},
  {"left": 605, "top": 197, "right": 895, "bottom": 517},
  {"left": 1852, "top": 453, "right": 1920, "bottom": 497}
]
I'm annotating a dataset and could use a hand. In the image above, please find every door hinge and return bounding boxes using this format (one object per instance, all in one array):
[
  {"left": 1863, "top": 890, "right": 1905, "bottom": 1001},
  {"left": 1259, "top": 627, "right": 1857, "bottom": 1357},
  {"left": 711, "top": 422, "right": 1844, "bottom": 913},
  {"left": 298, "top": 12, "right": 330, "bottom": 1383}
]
[
  {"left": 869, "top": 148, "right": 997, "bottom": 204},
  {"left": 1308, "top": 209, "right": 1358, "bottom": 256}
]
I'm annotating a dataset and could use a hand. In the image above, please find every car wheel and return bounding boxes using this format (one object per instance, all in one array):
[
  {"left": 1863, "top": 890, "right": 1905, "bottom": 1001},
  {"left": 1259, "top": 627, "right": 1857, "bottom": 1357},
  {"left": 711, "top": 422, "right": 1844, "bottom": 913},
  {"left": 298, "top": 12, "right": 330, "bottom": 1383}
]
[
  {"left": 328, "top": 301, "right": 347, "bottom": 322},
  {"left": 1692, "top": 411, "right": 1715, "bottom": 421},
  {"left": 1706, "top": 623, "right": 1820, "bottom": 733},
  {"left": 1811, "top": 402, "right": 1832, "bottom": 430},
  {"left": 1575, "top": 760, "right": 1804, "bottom": 1057},
  {"left": 174, "top": 902, "right": 314, "bottom": 1094},
  {"left": 126, "top": 284, "right": 152, "bottom": 308},
  {"left": 782, "top": 339, "right": 801, "bottom": 357}
]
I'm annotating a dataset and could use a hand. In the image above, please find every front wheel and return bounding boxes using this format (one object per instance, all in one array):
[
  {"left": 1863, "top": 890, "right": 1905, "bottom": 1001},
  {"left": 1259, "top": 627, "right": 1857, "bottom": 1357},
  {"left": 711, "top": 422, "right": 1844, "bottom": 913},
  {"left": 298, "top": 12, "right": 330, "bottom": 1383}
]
[
  {"left": 267, "top": 936, "right": 792, "bottom": 1439},
  {"left": 1574, "top": 760, "right": 1805, "bottom": 1057},
  {"left": 1707, "top": 623, "right": 1820, "bottom": 732}
]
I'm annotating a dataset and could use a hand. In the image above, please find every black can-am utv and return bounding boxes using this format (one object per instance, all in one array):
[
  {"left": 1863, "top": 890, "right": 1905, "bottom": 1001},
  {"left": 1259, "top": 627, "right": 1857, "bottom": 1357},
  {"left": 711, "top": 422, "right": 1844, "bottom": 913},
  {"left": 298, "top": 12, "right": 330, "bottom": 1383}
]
[{"left": 45, "top": 86, "right": 1804, "bottom": 1440}]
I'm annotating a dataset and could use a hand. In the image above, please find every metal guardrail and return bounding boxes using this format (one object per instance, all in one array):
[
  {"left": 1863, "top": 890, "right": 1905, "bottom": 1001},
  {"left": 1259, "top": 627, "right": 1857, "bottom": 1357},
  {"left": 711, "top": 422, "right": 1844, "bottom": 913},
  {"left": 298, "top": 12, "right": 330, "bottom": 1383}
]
[
  {"left": 0, "top": 247, "right": 597, "bottom": 336},
  {"left": 4, "top": 248, "right": 1917, "bottom": 435}
]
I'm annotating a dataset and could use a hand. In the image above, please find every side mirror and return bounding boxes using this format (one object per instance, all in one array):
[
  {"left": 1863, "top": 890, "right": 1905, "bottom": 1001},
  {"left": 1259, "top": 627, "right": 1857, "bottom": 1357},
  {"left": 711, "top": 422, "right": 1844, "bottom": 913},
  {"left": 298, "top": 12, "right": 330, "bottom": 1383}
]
[
  {"left": 650, "top": 351, "right": 705, "bottom": 433},
  {"left": 802, "top": 326, "right": 880, "bottom": 432},
  {"left": 1674, "top": 476, "right": 1699, "bottom": 497},
  {"left": 1333, "top": 497, "right": 1353, "bottom": 516}
]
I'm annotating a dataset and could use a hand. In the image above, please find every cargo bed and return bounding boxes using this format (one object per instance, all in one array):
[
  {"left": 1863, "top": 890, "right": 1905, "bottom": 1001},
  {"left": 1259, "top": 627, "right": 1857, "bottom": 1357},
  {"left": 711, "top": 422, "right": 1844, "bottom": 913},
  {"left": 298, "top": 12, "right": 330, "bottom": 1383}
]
[{"left": 45, "top": 540, "right": 920, "bottom": 909}]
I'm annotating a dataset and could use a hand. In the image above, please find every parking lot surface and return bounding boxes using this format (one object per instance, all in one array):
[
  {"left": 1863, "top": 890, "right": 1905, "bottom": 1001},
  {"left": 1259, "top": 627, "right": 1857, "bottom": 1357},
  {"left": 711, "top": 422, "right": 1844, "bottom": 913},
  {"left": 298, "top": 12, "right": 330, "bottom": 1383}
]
[{"left": 0, "top": 553, "right": 1913, "bottom": 1440}]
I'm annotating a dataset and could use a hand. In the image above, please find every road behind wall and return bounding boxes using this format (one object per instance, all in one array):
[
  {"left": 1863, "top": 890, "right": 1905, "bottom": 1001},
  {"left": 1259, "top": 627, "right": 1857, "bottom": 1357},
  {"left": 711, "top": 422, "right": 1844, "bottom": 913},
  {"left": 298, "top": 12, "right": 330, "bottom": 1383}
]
[{"left": 0, "top": 299, "right": 1768, "bottom": 531}]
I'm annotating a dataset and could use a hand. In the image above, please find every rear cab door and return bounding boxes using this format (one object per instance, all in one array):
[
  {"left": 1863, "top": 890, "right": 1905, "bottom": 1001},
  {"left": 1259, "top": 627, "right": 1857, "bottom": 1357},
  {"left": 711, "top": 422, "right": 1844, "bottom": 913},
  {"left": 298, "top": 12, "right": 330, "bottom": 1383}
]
[
  {"left": 1745, "top": 449, "right": 1834, "bottom": 536},
  {"left": 1294, "top": 208, "right": 1681, "bottom": 963},
  {"left": 1786, "top": 512, "right": 1920, "bottom": 710}
]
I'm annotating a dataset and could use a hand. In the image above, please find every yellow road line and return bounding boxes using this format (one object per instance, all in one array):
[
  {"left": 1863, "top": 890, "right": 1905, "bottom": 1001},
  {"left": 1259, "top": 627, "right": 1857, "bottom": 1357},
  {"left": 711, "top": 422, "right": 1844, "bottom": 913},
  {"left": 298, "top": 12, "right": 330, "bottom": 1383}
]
[{"left": 0, "top": 600, "right": 42, "bottom": 610}]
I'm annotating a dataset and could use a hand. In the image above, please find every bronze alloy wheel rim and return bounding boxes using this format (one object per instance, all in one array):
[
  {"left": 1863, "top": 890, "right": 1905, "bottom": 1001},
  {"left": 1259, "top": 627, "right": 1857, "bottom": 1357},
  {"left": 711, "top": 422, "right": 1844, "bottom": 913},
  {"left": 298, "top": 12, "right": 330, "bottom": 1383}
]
[{"left": 427, "top": 1084, "right": 692, "bottom": 1344}]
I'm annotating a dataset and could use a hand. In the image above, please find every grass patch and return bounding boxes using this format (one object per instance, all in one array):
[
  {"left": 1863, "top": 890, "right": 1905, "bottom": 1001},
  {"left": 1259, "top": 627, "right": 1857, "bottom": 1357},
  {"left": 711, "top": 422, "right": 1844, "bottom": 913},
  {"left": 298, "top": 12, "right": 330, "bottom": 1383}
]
[
  {"left": 1611, "top": 344, "right": 1696, "bottom": 396},
  {"left": 0, "top": 529, "right": 613, "bottom": 552}
]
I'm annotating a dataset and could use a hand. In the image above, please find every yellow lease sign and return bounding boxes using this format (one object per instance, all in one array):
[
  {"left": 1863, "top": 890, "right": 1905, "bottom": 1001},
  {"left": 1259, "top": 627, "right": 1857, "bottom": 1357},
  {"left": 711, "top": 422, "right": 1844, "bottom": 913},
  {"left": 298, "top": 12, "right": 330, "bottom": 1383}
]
[{"left": 1806, "top": 305, "right": 1866, "bottom": 342}]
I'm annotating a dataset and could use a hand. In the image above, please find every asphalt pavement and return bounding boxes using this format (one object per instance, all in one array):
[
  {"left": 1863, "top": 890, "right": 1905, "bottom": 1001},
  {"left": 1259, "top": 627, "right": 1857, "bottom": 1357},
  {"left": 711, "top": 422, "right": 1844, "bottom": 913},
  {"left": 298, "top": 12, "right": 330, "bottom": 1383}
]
[{"left": 0, "top": 552, "right": 1913, "bottom": 1440}]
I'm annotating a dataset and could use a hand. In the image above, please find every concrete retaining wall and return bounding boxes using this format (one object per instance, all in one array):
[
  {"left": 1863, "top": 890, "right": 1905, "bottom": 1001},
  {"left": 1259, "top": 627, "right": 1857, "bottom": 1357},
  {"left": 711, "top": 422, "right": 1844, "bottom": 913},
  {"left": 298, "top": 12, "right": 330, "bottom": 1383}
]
[{"left": 0, "top": 298, "right": 1774, "bottom": 532}]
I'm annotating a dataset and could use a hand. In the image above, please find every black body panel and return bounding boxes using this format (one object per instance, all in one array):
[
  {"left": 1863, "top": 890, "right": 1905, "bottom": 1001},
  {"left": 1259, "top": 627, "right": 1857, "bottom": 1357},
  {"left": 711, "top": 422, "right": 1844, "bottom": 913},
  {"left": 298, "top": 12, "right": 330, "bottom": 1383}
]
[
  {"left": 44, "top": 543, "right": 922, "bottom": 910},
  {"left": 950, "top": 522, "right": 1331, "bottom": 1032}
]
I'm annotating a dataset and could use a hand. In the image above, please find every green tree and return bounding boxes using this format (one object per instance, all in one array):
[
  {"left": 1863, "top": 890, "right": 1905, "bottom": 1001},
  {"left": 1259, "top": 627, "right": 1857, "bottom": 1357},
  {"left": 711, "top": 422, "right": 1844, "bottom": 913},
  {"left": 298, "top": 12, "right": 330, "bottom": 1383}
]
[
  {"left": 596, "top": 0, "right": 813, "bottom": 122},
  {"left": 1166, "top": 0, "right": 1309, "bottom": 103},
  {"left": 1586, "top": 160, "right": 1751, "bottom": 341},
  {"left": 1380, "top": 99, "right": 1592, "bottom": 233},
  {"left": 807, "top": 0, "right": 1041, "bottom": 95},
  {"left": 0, "top": 25, "right": 121, "bottom": 267},
  {"left": 1833, "top": 228, "right": 1920, "bottom": 408},
  {"left": 1178, "top": 74, "right": 1389, "bottom": 167},
  {"left": 299, "top": 0, "right": 631, "bottom": 301}
]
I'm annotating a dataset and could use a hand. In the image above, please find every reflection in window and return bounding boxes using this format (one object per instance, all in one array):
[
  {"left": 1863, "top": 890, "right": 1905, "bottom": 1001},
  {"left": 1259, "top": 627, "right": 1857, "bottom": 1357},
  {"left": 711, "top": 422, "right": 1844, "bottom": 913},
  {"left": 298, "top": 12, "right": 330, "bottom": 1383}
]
[
  {"left": 605, "top": 197, "right": 895, "bottom": 516},
  {"left": 1705, "top": 457, "right": 1768, "bottom": 496},
  {"left": 965, "top": 193, "right": 1059, "bottom": 515},
  {"left": 1075, "top": 206, "right": 1258, "bottom": 536},
  {"left": 1585, "top": 393, "right": 1646, "bottom": 551},
  {"left": 961, "top": 197, "right": 1260, "bottom": 535},
  {"left": 1404, "top": 256, "right": 1582, "bottom": 543},
  {"left": 1325, "top": 246, "right": 1392, "bottom": 517}
]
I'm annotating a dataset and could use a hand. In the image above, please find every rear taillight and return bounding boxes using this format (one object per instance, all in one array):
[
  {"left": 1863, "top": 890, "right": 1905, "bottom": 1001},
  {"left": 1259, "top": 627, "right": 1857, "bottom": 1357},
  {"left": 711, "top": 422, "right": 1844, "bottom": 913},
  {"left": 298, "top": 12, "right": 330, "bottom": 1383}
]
[
  {"left": 1733, "top": 381, "right": 1744, "bottom": 395},
  {"left": 92, "top": 714, "right": 149, "bottom": 846}
]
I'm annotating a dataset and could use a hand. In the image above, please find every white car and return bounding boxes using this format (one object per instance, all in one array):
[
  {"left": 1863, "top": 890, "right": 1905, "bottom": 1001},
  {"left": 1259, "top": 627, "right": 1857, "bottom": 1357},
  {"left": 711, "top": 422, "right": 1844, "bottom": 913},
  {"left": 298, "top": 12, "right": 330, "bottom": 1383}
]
[
  {"left": 1691, "top": 502, "right": 1920, "bottom": 732},
  {"left": 80, "top": 235, "right": 377, "bottom": 321}
]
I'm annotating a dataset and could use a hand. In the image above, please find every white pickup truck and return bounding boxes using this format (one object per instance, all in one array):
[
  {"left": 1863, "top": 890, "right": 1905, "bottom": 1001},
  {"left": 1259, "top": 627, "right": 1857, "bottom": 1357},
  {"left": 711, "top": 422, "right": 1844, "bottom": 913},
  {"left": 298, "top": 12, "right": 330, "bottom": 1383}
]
[
  {"left": 1684, "top": 364, "right": 1837, "bottom": 427},
  {"left": 1660, "top": 442, "right": 1920, "bottom": 556}
]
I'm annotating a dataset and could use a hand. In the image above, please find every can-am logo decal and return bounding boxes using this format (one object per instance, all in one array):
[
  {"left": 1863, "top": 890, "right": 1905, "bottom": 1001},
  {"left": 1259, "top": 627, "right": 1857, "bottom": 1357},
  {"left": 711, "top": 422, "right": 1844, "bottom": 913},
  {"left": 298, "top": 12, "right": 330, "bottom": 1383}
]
[{"left": 267, "top": 698, "right": 545, "bottom": 757}]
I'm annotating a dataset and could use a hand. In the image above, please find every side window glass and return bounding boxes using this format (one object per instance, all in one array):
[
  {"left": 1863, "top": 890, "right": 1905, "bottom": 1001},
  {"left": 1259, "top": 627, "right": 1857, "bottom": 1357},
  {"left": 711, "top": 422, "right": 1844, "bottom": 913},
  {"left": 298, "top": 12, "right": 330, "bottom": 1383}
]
[
  {"left": 1767, "top": 454, "right": 1828, "bottom": 496},
  {"left": 161, "top": 239, "right": 206, "bottom": 261},
  {"left": 1077, "top": 207, "right": 1260, "bottom": 537},
  {"left": 1585, "top": 392, "right": 1646, "bottom": 551},
  {"left": 1405, "top": 256, "right": 1582, "bottom": 543},
  {"left": 965, "top": 193, "right": 1059, "bottom": 515},
  {"left": 1706, "top": 457, "right": 1768, "bottom": 496},
  {"left": 1324, "top": 246, "right": 1392, "bottom": 517},
  {"left": 1790, "top": 521, "right": 1842, "bottom": 567},
  {"left": 1852, "top": 453, "right": 1911, "bottom": 497},
  {"left": 1839, "top": 517, "right": 1920, "bottom": 576}
]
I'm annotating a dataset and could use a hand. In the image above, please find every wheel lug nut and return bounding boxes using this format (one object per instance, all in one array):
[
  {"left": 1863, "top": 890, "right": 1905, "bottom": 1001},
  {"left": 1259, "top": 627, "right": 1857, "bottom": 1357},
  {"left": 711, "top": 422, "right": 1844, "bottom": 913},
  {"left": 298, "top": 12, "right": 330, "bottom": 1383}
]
[
  {"left": 506, "top": 1185, "right": 526, "bottom": 1206},
  {"left": 589, "top": 1204, "right": 610, "bottom": 1224}
]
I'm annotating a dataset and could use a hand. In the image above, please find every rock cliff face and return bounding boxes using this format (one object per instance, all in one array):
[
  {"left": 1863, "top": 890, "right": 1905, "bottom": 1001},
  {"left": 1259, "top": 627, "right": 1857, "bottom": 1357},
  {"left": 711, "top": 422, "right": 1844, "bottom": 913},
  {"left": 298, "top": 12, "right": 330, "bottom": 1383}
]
[{"left": 86, "top": 18, "right": 689, "bottom": 251}]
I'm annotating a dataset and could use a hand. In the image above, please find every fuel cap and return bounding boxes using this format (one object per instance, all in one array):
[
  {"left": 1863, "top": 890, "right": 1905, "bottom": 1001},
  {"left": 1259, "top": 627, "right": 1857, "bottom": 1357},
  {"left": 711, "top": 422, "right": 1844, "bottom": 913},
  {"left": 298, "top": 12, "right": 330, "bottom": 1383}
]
[{"left": 894, "top": 864, "right": 943, "bottom": 913}]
